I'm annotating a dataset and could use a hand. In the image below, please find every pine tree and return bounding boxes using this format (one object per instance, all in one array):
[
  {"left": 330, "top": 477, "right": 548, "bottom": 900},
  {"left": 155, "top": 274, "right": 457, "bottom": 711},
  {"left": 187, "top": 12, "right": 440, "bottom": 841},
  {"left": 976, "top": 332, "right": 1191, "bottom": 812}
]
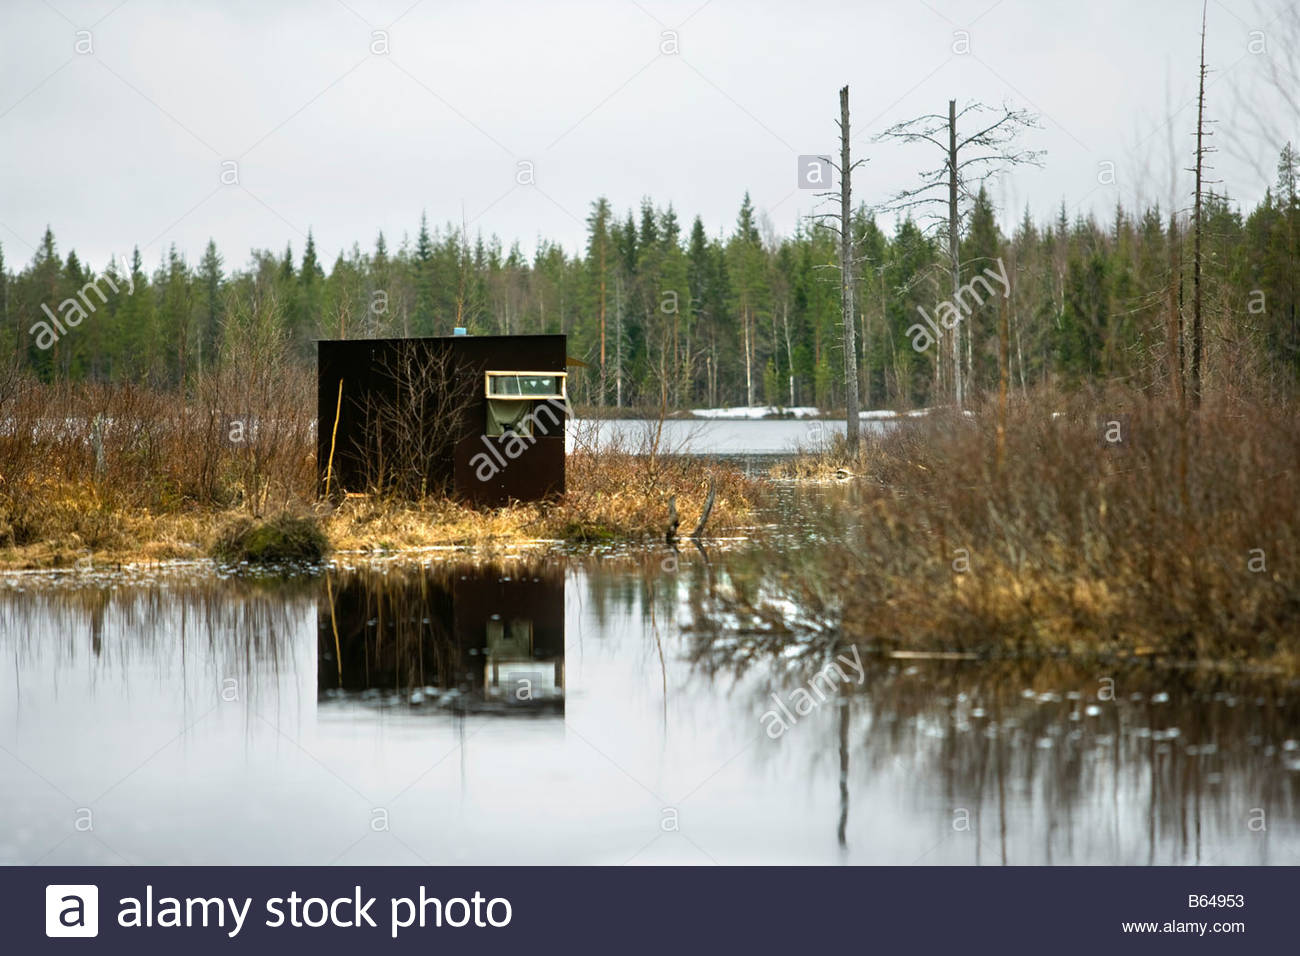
[
  {"left": 299, "top": 229, "right": 325, "bottom": 343},
  {"left": 116, "top": 247, "right": 156, "bottom": 384},
  {"left": 413, "top": 213, "right": 436, "bottom": 334},
  {"left": 961, "top": 186, "right": 1002, "bottom": 394},
  {"left": 727, "top": 193, "right": 768, "bottom": 407},
  {"left": 198, "top": 239, "right": 224, "bottom": 375},
  {"left": 26, "top": 228, "right": 61, "bottom": 378}
]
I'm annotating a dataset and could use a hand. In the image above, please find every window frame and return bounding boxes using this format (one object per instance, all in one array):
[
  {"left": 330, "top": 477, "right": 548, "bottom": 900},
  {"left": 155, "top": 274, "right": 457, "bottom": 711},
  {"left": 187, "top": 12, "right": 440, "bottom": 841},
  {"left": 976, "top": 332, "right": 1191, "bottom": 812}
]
[{"left": 484, "top": 370, "right": 567, "bottom": 401}]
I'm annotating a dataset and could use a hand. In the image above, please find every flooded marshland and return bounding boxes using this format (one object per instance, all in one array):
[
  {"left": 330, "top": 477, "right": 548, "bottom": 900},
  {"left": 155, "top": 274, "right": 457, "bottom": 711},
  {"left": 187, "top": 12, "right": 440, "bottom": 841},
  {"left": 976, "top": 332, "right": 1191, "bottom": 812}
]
[{"left": 1, "top": 477, "right": 1298, "bottom": 866}]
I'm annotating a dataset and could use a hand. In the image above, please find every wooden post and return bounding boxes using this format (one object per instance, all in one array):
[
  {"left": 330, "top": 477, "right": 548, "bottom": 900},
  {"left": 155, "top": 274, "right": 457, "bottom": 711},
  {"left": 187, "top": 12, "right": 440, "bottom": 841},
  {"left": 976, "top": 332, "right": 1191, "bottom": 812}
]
[
  {"left": 665, "top": 495, "right": 679, "bottom": 546},
  {"left": 324, "top": 378, "right": 344, "bottom": 498}
]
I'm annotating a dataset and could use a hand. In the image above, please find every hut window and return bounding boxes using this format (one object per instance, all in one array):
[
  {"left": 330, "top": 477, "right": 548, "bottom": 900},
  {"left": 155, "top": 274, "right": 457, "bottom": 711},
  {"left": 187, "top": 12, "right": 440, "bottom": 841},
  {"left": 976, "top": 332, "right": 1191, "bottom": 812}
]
[
  {"left": 485, "top": 371, "right": 566, "bottom": 400},
  {"left": 486, "top": 399, "right": 533, "bottom": 437}
]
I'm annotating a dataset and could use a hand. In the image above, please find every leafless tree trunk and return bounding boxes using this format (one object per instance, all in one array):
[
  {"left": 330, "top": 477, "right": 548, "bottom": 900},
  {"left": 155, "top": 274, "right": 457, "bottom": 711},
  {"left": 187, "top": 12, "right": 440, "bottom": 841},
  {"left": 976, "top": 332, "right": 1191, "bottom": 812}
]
[
  {"left": 1190, "top": 2, "right": 1211, "bottom": 410},
  {"left": 1166, "top": 215, "right": 1185, "bottom": 407},
  {"left": 947, "top": 99, "right": 964, "bottom": 409},
  {"left": 782, "top": 300, "right": 796, "bottom": 407},
  {"left": 598, "top": 239, "right": 607, "bottom": 407},
  {"left": 615, "top": 275, "right": 624, "bottom": 408},
  {"left": 859, "top": 275, "right": 871, "bottom": 409},
  {"left": 1166, "top": 213, "right": 1192, "bottom": 512},
  {"left": 840, "top": 86, "right": 861, "bottom": 452},
  {"left": 748, "top": 310, "right": 759, "bottom": 408},
  {"left": 996, "top": 273, "right": 1009, "bottom": 473}
]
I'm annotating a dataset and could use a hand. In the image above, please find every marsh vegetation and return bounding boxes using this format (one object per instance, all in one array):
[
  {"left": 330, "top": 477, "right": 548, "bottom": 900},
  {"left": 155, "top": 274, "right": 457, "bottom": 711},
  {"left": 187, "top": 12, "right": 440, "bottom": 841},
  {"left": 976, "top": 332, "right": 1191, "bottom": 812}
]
[{"left": 713, "top": 386, "right": 1299, "bottom": 673}]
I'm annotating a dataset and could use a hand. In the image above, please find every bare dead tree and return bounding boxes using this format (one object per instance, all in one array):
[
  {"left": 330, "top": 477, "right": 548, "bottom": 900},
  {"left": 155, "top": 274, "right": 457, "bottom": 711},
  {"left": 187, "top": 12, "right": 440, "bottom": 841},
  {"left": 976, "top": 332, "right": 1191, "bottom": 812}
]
[
  {"left": 809, "top": 86, "right": 868, "bottom": 453},
  {"left": 875, "top": 100, "right": 1042, "bottom": 409},
  {"left": 209, "top": 288, "right": 313, "bottom": 514},
  {"left": 1189, "top": 2, "right": 1216, "bottom": 410},
  {"left": 839, "top": 88, "right": 861, "bottom": 452},
  {"left": 996, "top": 278, "right": 1009, "bottom": 474}
]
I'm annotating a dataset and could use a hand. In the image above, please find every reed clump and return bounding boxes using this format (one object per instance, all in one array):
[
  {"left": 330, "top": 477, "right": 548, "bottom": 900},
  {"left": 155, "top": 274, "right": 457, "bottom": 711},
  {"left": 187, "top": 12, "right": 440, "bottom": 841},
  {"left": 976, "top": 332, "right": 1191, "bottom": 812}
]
[{"left": 712, "top": 387, "right": 1300, "bottom": 671}]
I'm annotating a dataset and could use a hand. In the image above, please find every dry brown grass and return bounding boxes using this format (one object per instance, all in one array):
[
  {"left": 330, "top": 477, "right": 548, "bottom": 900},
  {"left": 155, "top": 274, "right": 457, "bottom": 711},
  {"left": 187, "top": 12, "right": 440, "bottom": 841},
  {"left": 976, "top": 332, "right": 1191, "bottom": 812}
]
[
  {"left": 319, "top": 441, "right": 754, "bottom": 554},
  {"left": 705, "top": 386, "right": 1300, "bottom": 672},
  {"left": 0, "top": 376, "right": 757, "bottom": 569}
]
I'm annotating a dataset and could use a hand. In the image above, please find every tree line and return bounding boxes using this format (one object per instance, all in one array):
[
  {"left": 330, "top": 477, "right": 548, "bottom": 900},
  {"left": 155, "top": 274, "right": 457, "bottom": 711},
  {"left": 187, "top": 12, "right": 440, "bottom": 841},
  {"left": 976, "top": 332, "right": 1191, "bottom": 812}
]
[{"left": 3, "top": 145, "right": 1298, "bottom": 410}]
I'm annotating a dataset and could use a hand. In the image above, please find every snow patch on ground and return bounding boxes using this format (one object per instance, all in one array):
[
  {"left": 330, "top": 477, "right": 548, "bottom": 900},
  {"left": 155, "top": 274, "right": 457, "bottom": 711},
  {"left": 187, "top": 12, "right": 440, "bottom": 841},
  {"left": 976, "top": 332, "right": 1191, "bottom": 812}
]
[
  {"left": 689, "top": 406, "right": 930, "bottom": 420},
  {"left": 690, "top": 406, "right": 822, "bottom": 419}
]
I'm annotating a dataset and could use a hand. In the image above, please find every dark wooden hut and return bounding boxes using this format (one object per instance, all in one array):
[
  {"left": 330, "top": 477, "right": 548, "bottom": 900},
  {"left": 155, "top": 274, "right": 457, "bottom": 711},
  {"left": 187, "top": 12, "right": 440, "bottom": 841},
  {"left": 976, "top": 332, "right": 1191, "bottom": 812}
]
[{"left": 318, "top": 334, "right": 568, "bottom": 506}]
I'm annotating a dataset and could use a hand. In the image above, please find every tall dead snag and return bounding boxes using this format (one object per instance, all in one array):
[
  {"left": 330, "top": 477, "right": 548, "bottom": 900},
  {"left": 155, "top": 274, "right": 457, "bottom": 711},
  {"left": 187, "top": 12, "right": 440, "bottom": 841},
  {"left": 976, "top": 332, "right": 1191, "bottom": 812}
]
[
  {"left": 876, "top": 101, "right": 1042, "bottom": 409},
  {"left": 1190, "top": 1, "right": 1213, "bottom": 410},
  {"left": 948, "top": 100, "right": 963, "bottom": 409},
  {"left": 811, "top": 87, "right": 867, "bottom": 452},
  {"left": 839, "top": 86, "right": 861, "bottom": 454},
  {"left": 996, "top": 278, "right": 1009, "bottom": 475}
]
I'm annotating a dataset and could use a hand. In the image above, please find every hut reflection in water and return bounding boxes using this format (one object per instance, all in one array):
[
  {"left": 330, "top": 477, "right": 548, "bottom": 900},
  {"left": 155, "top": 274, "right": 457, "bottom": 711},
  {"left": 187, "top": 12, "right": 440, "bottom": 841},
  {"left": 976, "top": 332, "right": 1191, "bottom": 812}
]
[{"left": 318, "top": 561, "right": 564, "bottom": 714}]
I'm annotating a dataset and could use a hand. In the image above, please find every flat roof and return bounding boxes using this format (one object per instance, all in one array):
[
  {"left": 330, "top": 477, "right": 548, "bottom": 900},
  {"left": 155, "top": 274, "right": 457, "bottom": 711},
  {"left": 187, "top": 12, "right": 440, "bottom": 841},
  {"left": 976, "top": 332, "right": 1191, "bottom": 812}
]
[{"left": 317, "top": 333, "right": 566, "bottom": 343}]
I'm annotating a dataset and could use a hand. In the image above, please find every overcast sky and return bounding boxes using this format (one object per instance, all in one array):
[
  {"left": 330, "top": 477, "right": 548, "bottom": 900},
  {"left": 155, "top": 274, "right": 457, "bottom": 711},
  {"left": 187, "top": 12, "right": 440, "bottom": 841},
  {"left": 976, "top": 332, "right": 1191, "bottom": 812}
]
[{"left": 0, "top": 0, "right": 1295, "bottom": 273}]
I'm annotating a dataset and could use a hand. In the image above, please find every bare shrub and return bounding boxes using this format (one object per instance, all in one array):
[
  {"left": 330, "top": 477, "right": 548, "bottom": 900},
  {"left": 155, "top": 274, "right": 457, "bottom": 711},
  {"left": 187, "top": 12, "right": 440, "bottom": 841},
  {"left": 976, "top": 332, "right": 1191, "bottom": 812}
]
[
  {"left": 349, "top": 341, "right": 472, "bottom": 498},
  {"left": 205, "top": 288, "right": 315, "bottom": 513}
]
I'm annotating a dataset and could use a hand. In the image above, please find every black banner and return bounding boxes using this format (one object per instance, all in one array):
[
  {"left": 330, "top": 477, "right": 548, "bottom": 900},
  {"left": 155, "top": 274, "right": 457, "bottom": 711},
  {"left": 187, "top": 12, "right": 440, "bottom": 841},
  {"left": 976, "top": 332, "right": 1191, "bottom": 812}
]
[{"left": 6, "top": 866, "right": 1292, "bottom": 952}]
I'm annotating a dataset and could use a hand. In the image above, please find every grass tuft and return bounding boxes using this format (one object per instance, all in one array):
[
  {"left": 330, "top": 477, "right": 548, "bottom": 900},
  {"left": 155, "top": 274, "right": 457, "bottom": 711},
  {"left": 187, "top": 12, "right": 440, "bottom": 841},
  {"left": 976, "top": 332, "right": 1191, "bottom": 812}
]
[{"left": 211, "top": 513, "right": 330, "bottom": 565}]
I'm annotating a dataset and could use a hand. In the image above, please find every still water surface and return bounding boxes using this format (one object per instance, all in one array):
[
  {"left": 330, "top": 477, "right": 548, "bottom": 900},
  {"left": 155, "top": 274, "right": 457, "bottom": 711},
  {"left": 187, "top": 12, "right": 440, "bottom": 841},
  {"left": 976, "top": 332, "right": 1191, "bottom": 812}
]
[
  {"left": 570, "top": 416, "right": 892, "bottom": 455},
  {"left": 1, "top": 465, "right": 1297, "bottom": 865}
]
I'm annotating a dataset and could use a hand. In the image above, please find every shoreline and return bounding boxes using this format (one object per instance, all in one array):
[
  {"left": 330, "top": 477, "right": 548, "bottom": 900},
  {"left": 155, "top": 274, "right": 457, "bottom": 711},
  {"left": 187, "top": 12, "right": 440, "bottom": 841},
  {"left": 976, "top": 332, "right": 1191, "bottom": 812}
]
[{"left": 6, "top": 546, "right": 1296, "bottom": 683}]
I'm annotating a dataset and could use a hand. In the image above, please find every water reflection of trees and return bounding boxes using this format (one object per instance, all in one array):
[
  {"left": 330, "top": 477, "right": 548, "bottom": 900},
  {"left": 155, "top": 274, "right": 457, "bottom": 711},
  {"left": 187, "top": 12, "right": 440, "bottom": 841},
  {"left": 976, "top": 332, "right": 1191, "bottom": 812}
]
[
  {"left": 687, "top": 617, "right": 1300, "bottom": 863},
  {"left": 0, "top": 574, "right": 315, "bottom": 701}
]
